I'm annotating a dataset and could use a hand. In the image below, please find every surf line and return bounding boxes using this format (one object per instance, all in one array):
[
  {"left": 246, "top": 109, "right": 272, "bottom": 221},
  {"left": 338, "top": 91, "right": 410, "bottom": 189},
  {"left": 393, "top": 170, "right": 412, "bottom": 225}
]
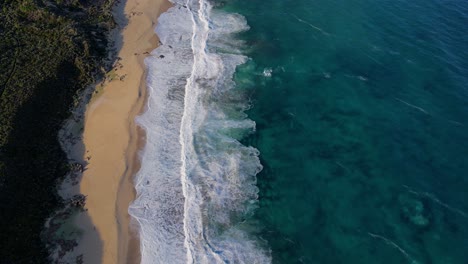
[{"left": 178, "top": 0, "right": 226, "bottom": 262}]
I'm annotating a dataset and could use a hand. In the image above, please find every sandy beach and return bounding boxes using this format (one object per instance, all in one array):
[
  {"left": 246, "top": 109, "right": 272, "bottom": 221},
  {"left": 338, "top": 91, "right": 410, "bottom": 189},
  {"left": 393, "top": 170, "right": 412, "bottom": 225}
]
[{"left": 68, "top": 0, "right": 171, "bottom": 262}]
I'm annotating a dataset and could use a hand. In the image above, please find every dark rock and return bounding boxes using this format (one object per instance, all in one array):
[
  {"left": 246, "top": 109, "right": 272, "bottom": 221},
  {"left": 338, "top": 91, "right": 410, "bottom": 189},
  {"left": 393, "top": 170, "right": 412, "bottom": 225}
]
[
  {"left": 70, "top": 163, "right": 83, "bottom": 173},
  {"left": 69, "top": 194, "right": 86, "bottom": 208}
]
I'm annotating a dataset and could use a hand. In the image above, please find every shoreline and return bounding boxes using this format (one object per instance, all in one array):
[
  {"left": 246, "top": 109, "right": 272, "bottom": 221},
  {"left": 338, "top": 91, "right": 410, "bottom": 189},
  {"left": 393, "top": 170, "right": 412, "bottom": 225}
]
[
  {"left": 55, "top": 0, "right": 171, "bottom": 262},
  {"left": 115, "top": 69, "right": 149, "bottom": 264},
  {"left": 78, "top": 0, "right": 171, "bottom": 262}
]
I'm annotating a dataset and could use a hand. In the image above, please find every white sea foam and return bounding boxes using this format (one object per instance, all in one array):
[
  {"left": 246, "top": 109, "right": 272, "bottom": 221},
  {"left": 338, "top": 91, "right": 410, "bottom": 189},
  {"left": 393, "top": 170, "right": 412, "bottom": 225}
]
[{"left": 129, "top": 0, "right": 271, "bottom": 263}]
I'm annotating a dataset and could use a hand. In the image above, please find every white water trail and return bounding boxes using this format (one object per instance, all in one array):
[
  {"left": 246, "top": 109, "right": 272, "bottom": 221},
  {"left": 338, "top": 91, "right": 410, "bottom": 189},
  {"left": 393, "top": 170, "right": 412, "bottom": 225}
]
[
  {"left": 368, "top": 232, "right": 419, "bottom": 264},
  {"left": 403, "top": 185, "right": 468, "bottom": 219},
  {"left": 394, "top": 97, "right": 429, "bottom": 115},
  {"left": 290, "top": 13, "right": 331, "bottom": 36}
]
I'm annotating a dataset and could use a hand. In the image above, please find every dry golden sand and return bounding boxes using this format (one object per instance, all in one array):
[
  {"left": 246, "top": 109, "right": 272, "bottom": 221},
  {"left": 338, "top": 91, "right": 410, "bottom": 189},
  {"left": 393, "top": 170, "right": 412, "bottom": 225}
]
[{"left": 73, "top": 0, "right": 171, "bottom": 263}]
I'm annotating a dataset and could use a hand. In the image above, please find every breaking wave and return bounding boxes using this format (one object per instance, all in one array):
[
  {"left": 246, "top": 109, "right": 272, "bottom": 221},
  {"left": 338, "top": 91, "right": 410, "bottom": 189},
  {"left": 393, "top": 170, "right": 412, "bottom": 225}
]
[{"left": 128, "top": 0, "right": 271, "bottom": 263}]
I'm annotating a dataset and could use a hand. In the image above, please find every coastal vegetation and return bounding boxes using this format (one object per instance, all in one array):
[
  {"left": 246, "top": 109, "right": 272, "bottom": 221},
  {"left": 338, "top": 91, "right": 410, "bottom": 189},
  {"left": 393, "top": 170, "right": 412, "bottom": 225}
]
[{"left": 0, "top": 0, "right": 114, "bottom": 262}]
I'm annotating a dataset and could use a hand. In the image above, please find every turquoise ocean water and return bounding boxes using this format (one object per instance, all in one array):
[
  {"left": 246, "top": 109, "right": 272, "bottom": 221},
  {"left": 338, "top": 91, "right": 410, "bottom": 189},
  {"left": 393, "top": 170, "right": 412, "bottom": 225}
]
[
  {"left": 221, "top": 0, "right": 468, "bottom": 263},
  {"left": 136, "top": 0, "right": 467, "bottom": 262}
]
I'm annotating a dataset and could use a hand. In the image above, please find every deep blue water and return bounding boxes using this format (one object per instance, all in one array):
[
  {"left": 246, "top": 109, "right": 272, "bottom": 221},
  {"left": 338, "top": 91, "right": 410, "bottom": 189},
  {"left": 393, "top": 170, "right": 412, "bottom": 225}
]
[{"left": 223, "top": 0, "right": 468, "bottom": 263}]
